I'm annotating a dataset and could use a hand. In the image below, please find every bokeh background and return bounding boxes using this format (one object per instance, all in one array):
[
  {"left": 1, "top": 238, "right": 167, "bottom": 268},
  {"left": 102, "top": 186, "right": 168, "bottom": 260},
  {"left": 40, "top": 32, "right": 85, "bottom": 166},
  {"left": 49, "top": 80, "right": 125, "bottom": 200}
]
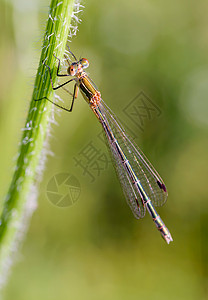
[{"left": 0, "top": 0, "right": 208, "bottom": 299}]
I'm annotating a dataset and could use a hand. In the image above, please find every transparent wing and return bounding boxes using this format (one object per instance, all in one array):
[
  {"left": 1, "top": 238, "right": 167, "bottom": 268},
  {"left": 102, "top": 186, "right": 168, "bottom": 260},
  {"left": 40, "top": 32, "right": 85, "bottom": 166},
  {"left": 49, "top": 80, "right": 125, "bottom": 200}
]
[
  {"left": 92, "top": 100, "right": 168, "bottom": 218},
  {"left": 102, "top": 122, "right": 146, "bottom": 219}
]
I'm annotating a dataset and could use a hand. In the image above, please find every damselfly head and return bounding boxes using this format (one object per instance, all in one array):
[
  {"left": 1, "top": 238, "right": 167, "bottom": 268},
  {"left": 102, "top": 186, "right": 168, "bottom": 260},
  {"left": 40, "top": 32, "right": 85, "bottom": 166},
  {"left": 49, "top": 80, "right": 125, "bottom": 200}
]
[{"left": 67, "top": 58, "right": 89, "bottom": 76}]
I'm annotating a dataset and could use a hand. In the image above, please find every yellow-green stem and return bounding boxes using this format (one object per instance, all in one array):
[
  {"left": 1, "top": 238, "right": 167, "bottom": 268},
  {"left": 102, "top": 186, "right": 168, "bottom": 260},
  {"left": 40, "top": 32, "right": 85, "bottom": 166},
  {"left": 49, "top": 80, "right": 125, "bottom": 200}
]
[{"left": 0, "top": 0, "right": 77, "bottom": 287}]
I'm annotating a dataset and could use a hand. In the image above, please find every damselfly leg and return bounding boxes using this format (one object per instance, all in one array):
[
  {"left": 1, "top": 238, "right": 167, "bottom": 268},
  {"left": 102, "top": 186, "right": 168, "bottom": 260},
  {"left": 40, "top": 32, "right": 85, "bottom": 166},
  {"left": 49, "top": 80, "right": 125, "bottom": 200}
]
[{"left": 34, "top": 54, "right": 79, "bottom": 112}]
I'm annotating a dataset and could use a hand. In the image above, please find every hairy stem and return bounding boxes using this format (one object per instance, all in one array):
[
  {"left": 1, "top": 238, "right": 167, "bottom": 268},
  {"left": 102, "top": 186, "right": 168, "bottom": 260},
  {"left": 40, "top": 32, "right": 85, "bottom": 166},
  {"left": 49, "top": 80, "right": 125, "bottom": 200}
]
[{"left": 0, "top": 0, "right": 79, "bottom": 288}]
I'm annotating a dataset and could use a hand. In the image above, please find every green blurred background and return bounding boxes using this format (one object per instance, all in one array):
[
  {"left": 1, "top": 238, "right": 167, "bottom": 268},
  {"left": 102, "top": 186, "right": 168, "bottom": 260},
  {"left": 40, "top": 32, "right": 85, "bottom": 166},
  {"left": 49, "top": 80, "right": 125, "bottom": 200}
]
[{"left": 1, "top": 0, "right": 208, "bottom": 299}]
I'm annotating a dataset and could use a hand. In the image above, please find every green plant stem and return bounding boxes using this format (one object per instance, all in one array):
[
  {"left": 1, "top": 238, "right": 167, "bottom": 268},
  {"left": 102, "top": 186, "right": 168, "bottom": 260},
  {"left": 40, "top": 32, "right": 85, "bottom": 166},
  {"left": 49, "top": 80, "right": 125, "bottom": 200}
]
[{"left": 0, "top": 0, "right": 76, "bottom": 284}]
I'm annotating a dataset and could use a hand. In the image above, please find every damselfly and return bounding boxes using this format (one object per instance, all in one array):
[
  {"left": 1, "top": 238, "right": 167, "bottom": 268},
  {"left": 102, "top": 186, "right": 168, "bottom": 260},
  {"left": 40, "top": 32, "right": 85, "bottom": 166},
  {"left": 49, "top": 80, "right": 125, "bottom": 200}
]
[{"left": 36, "top": 49, "right": 173, "bottom": 244}]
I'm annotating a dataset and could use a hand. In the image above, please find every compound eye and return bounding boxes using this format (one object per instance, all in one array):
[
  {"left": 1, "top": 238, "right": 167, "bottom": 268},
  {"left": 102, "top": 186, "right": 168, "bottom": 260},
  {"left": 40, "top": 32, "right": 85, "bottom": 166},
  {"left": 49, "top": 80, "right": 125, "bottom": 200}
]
[
  {"left": 80, "top": 58, "right": 89, "bottom": 69},
  {"left": 68, "top": 63, "right": 77, "bottom": 76},
  {"left": 68, "top": 66, "right": 75, "bottom": 76}
]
